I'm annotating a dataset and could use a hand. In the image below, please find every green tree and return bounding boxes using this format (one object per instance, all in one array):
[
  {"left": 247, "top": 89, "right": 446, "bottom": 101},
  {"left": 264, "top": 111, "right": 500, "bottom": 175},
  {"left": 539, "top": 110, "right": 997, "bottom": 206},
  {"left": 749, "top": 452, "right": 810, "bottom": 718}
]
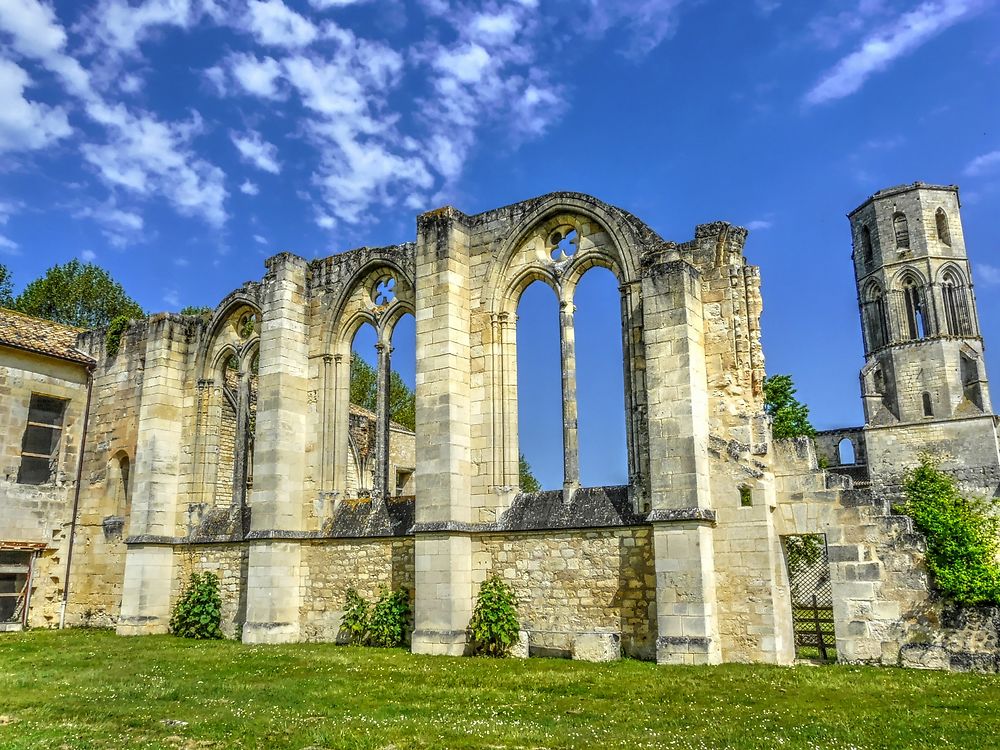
[
  {"left": 11, "top": 260, "right": 143, "bottom": 328},
  {"left": 0, "top": 264, "right": 12, "bottom": 307},
  {"left": 519, "top": 454, "right": 541, "bottom": 493},
  {"left": 349, "top": 352, "right": 416, "bottom": 431},
  {"left": 763, "top": 374, "right": 816, "bottom": 439}
]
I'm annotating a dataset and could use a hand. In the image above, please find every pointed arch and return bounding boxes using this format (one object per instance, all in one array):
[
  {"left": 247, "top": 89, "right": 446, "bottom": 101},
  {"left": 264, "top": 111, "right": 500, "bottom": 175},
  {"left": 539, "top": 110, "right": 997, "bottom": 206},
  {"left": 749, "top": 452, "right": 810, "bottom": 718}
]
[
  {"left": 863, "top": 281, "right": 889, "bottom": 350},
  {"left": 893, "top": 211, "right": 910, "bottom": 249},
  {"left": 897, "top": 271, "right": 927, "bottom": 340}
]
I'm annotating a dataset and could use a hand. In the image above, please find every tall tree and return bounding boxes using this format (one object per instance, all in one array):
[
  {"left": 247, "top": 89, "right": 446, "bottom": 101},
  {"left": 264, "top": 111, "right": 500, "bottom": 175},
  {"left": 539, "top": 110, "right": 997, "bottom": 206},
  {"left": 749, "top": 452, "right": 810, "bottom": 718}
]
[
  {"left": 349, "top": 352, "right": 416, "bottom": 431},
  {"left": 519, "top": 453, "right": 541, "bottom": 493},
  {"left": 763, "top": 374, "right": 816, "bottom": 439},
  {"left": 0, "top": 264, "right": 12, "bottom": 307},
  {"left": 11, "top": 260, "right": 143, "bottom": 328}
]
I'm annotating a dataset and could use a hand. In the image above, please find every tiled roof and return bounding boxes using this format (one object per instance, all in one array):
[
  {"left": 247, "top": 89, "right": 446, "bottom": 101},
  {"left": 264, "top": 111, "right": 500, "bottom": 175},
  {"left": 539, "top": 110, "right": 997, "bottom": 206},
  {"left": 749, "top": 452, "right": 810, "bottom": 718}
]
[{"left": 0, "top": 308, "right": 94, "bottom": 365}]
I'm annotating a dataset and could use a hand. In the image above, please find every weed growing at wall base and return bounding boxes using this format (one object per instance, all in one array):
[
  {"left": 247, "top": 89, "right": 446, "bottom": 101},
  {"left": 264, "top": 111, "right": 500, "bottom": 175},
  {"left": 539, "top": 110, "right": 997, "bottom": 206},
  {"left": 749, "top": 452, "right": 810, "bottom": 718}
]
[
  {"left": 901, "top": 457, "right": 1000, "bottom": 606},
  {"left": 169, "top": 572, "right": 224, "bottom": 639},
  {"left": 468, "top": 575, "right": 520, "bottom": 657}
]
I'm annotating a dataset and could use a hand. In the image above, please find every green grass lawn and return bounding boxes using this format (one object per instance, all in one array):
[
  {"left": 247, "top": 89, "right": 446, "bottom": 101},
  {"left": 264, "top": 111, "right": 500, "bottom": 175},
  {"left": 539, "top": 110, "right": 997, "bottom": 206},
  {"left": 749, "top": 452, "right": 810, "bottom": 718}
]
[{"left": 2, "top": 630, "right": 999, "bottom": 749}]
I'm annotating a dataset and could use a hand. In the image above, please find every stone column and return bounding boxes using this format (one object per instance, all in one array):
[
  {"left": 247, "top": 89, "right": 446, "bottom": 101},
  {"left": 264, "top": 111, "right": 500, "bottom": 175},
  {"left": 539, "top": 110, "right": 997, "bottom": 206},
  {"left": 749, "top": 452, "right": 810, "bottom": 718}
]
[
  {"left": 559, "top": 299, "right": 580, "bottom": 493},
  {"left": 118, "top": 315, "right": 190, "bottom": 636},
  {"left": 411, "top": 207, "right": 475, "bottom": 656},
  {"left": 232, "top": 369, "right": 250, "bottom": 510},
  {"left": 641, "top": 259, "right": 721, "bottom": 665},
  {"left": 243, "top": 253, "right": 310, "bottom": 645},
  {"left": 374, "top": 340, "right": 391, "bottom": 499}
]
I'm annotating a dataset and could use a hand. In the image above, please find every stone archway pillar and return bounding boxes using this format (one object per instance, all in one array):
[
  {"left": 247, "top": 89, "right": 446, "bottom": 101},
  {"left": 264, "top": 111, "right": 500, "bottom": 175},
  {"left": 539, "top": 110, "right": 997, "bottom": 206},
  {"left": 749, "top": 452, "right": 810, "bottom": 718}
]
[
  {"left": 411, "top": 207, "right": 475, "bottom": 656},
  {"left": 641, "top": 258, "right": 722, "bottom": 665},
  {"left": 117, "top": 316, "right": 191, "bottom": 635},
  {"left": 242, "top": 253, "right": 310, "bottom": 644}
]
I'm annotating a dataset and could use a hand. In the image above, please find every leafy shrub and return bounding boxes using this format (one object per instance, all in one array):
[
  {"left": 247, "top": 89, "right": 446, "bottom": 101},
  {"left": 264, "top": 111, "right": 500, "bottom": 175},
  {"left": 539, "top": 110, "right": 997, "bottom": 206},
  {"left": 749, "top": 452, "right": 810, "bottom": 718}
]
[
  {"left": 468, "top": 575, "right": 520, "bottom": 657},
  {"left": 170, "top": 572, "right": 224, "bottom": 639},
  {"left": 341, "top": 588, "right": 370, "bottom": 645},
  {"left": 367, "top": 588, "right": 411, "bottom": 648},
  {"left": 104, "top": 315, "right": 130, "bottom": 359},
  {"left": 340, "top": 587, "right": 410, "bottom": 648},
  {"left": 783, "top": 534, "right": 825, "bottom": 574},
  {"left": 901, "top": 457, "right": 1000, "bottom": 606}
]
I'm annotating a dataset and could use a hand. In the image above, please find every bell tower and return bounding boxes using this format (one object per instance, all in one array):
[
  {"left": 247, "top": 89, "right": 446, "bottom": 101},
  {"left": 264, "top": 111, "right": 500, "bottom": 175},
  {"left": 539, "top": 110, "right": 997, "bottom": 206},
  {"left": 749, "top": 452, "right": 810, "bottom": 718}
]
[{"left": 848, "top": 182, "right": 991, "bottom": 426}]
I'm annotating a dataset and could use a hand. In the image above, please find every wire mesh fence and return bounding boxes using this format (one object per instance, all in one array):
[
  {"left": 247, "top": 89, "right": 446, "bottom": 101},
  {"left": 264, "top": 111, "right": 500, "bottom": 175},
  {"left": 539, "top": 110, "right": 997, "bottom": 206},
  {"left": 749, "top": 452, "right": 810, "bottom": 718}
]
[{"left": 781, "top": 534, "right": 836, "bottom": 661}]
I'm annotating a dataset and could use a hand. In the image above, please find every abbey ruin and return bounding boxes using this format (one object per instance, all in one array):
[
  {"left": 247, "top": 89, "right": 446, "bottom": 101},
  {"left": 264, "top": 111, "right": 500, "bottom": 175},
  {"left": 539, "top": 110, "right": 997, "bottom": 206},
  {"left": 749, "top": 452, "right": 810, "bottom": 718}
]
[{"left": 2, "top": 182, "right": 999, "bottom": 670}]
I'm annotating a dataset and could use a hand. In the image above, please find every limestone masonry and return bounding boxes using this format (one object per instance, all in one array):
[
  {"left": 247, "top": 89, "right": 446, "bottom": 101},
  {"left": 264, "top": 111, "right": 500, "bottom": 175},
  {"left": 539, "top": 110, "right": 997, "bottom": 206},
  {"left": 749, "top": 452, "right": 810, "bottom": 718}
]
[{"left": 2, "top": 183, "right": 999, "bottom": 670}]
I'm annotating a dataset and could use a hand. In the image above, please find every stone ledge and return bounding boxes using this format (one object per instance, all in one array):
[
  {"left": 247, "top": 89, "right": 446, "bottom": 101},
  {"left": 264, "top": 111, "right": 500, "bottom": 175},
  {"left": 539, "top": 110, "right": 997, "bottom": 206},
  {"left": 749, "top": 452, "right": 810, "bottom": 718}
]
[{"left": 645, "top": 508, "right": 717, "bottom": 524}]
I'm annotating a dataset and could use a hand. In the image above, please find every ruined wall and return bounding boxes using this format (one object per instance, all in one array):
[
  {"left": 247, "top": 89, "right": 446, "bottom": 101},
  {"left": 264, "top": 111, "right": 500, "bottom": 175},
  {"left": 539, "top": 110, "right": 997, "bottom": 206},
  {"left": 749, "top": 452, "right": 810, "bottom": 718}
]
[
  {"left": 64, "top": 325, "right": 145, "bottom": 626},
  {"left": 473, "top": 529, "right": 656, "bottom": 659}
]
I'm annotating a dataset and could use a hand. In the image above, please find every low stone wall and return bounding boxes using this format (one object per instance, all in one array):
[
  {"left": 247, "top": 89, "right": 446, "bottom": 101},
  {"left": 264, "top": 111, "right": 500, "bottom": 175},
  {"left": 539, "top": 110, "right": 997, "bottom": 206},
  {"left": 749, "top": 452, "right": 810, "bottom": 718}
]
[
  {"left": 173, "top": 545, "right": 249, "bottom": 639},
  {"left": 473, "top": 528, "right": 656, "bottom": 660},
  {"left": 299, "top": 538, "right": 415, "bottom": 642}
]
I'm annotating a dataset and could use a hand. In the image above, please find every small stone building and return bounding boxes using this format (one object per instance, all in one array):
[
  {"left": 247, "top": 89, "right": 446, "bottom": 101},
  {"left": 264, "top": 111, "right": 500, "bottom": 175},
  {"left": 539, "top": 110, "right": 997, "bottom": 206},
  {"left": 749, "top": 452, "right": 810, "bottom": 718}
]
[{"left": 2, "top": 183, "right": 999, "bottom": 669}]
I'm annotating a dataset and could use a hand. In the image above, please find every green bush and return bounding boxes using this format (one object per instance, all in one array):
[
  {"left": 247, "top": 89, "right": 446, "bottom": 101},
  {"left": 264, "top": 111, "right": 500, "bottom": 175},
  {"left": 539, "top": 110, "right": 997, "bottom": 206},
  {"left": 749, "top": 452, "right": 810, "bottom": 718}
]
[
  {"left": 170, "top": 572, "right": 224, "bottom": 639},
  {"left": 104, "top": 315, "right": 130, "bottom": 359},
  {"left": 901, "top": 457, "right": 1000, "bottom": 606},
  {"left": 468, "top": 575, "right": 520, "bottom": 657},
  {"left": 341, "top": 588, "right": 370, "bottom": 645},
  {"left": 340, "top": 587, "right": 410, "bottom": 648},
  {"left": 368, "top": 588, "right": 411, "bottom": 648}
]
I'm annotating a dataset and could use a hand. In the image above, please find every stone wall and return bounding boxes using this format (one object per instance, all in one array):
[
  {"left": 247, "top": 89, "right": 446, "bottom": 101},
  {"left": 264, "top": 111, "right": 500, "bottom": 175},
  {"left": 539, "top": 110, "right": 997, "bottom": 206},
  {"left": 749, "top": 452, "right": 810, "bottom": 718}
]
[
  {"left": 173, "top": 544, "right": 249, "bottom": 639},
  {"left": 299, "top": 537, "right": 414, "bottom": 642},
  {"left": 473, "top": 528, "right": 656, "bottom": 659}
]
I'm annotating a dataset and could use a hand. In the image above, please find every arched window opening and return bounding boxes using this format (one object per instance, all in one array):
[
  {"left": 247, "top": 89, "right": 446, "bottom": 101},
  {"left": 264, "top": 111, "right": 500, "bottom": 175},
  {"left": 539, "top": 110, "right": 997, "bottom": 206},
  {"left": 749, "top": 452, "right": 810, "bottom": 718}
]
[
  {"left": 348, "top": 323, "right": 379, "bottom": 497},
  {"left": 961, "top": 353, "right": 984, "bottom": 410},
  {"left": 865, "top": 285, "right": 889, "bottom": 349},
  {"left": 936, "top": 208, "right": 952, "bottom": 247},
  {"left": 941, "top": 271, "right": 968, "bottom": 336},
  {"left": 516, "top": 281, "right": 563, "bottom": 491},
  {"left": 922, "top": 392, "right": 934, "bottom": 417},
  {"left": 893, "top": 212, "right": 910, "bottom": 249},
  {"left": 739, "top": 485, "right": 753, "bottom": 507},
  {"left": 574, "top": 267, "right": 628, "bottom": 488},
  {"left": 214, "top": 352, "right": 240, "bottom": 506},
  {"left": 837, "top": 438, "right": 856, "bottom": 466},
  {"left": 861, "top": 225, "right": 874, "bottom": 267},
  {"left": 388, "top": 313, "right": 416, "bottom": 498},
  {"left": 116, "top": 454, "right": 130, "bottom": 516},
  {"left": 902, "top": 276, "right": 926, "bottom": 340}
]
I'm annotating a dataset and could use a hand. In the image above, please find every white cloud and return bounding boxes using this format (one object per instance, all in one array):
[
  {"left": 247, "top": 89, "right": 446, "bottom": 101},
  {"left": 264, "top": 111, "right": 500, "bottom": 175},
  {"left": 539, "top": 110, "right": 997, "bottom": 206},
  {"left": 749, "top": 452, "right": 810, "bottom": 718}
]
[
  {"left": 83, "top": 103, "right": 227, "bottom": 226},
  {"left": 964, "top": 150, "right": 1000, "bottom": 177},
  {"left": 75, "top": 200, "right": 145, "bottom": 246},
  {"left": 81, "top": 248, "right": 97, "bottom": 261},
  {"left": 240, "top": 179, "right": 260, "bottom": 195},
  {"left": 0, "top": 58, "right": 72, "bottom": 153},
  {"left": 163, "top": 288, "right": 180, "bottom": 307},
  {"left": 253, "top": 233, "right": 268, "bottom": 244},
  {"left": 0, "top": 0, "right": 91, "bottom": 96},
  {"left": 229, "top": 53, "right": 284, "bottom": 98},
  {"left": 315, "top": 211, "right": 336, "bottom": 229},
  {"left": 0, "top": 233, "right": 19, "bottom": 254},
  {"left": 246, "top": 0, "right": 318, "bottom": 48},
  {"left": 174, "top": 256, "right": 189, "bottom": 267},
  {"left": 84, "top": 0, "right": 202, "bottom": 57},
  {"left": 231, "top": 129, "right": 281, "bottom": 173},
  {"left": 977, "top": 264, "right": 1000, "bottom": 286},
  {"left": 804, "top": 0, "right": 983, "bottom": 106},
  {"left": 309, "top": 0, "right": 372, "bottom": 7},
  {"left": 745, "top": 219, "right": 774, "bottom": 231},
  {"left": 586, "top": 0, "right": 687, "bottom": 57}
]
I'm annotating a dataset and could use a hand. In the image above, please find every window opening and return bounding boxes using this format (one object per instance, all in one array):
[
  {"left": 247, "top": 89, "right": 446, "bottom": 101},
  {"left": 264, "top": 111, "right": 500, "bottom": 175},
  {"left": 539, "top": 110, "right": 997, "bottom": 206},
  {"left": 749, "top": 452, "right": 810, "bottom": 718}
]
[
  {"left": 739, "top": 485, "right": 753, "bottom": 507},
  {"left": 902, "top": 277, "right": 925, "bottom": 340},
  {"left": 0, "top": 551, "right": 32, "bottom": 626},
  {"left": 941, "top": 271, "right": 966, "bottom": 336},
  {"left": 922, "top": 392, "right": 934, "bottom": 417},
  {"left": 866, "top": 285, "right": 889, "bottom": 349},
  {"left": 549, "top": 229, "right": 578, "bottom": 261},
  {"left": 837, "top": 438, "right": 856, "bottom": 466},
  {"left": 893, "top": 212, "right": 909, "bottom": 249},
  {"left": 373, "top": 277, "right": 397, "bottom": 306},
  {"left": 17, "top": 394, "right": 68, "bottom": 485},
  {"left": 861, "top": 225, "right": 874, "bottom": 267},
  {"left": 936, "top": 208, "right": 952, "bottom": 247},
  {"left": 574, "top": 267, "right": 628, "bottom": 488}
]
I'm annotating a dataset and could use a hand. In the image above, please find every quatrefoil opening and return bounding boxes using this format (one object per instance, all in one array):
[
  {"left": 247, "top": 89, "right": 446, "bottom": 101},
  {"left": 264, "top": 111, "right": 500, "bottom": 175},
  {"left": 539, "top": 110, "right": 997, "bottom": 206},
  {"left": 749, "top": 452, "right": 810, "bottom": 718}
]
[
  {"left": 373, "top": 276, "right": 397, "bottom": 306},
  {"left": 549, "top": 228, "right": 579, "bottom": 261}
]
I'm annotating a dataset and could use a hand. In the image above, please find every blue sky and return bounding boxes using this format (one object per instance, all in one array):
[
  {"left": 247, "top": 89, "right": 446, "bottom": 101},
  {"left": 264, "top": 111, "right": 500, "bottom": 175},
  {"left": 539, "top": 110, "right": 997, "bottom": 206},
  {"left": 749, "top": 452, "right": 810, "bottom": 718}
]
[{"left": 1, "top": 0, "right": 999, "bottom": 489}]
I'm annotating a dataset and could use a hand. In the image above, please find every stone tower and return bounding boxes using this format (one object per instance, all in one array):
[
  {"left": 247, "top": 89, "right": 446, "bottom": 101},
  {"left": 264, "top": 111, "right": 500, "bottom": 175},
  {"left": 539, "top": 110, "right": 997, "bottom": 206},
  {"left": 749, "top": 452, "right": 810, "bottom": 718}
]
[{"left": 848, "top": 182, "right": 1000, "bottom": 494}]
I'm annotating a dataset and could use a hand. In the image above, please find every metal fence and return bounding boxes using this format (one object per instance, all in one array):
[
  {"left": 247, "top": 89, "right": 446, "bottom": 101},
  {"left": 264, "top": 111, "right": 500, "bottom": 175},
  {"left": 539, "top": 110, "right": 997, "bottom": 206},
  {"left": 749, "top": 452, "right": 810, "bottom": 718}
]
[{"left": 781, "top": 535, "right": 836, "bottom": 662}]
